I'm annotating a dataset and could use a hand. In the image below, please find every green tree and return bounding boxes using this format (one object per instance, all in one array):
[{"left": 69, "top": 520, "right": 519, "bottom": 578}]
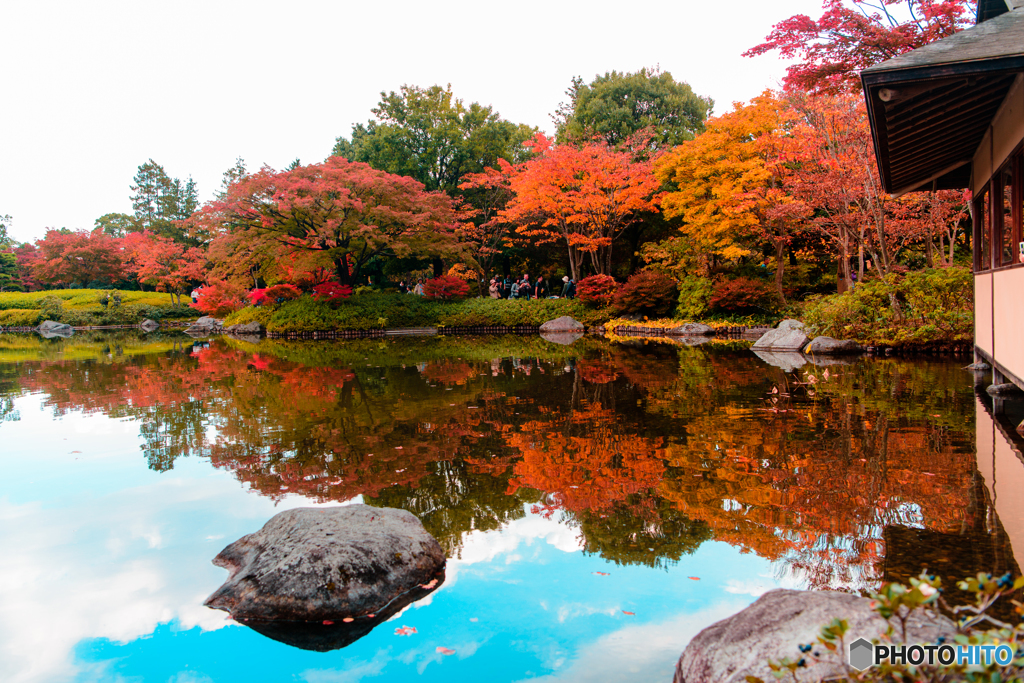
[
  {"left": 0, "top": 252, "right": 18, "bottom": 291},
  {"left": 0, "top": 214, "right": 12, "bottom": 247},
  {"left": 218, "top": 157, "right": 248, "bottom": 198},
  {"left": 93, "top": 212, "right": 139, "bottom": 237},
  {"left": 554, "top": 67, "right": 713, "bottom": 149},
  {"left": 130, "top": 160, "right": 200, "bottom": 244},
  {"left": 333, "top": 84, "right": 536, "bottom": 194}
]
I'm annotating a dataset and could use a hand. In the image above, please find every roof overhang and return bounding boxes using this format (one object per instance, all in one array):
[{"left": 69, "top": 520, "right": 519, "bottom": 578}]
[{"left": 861, "top": 9, "right": 1024, "bottom": 195}]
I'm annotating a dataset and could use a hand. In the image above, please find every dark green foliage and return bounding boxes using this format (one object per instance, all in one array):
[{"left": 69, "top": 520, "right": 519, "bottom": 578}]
[
  {"left": 802, "top": 267, "right": 972, "bottom": 346},
  {"left": 554, "top": 68, "right": 713, "bottom": 148},
  {"left": 612, "top": 270, "right": 678, "bottom": 318},
  {"left": 709, "top": 277, "right": 778, "bottom": 314},
  {"left": 224, "top": 293, "right": 613, "bottom": 333},
  {"left": 333, "top": 84, "right": 536, "bottom": 194}
]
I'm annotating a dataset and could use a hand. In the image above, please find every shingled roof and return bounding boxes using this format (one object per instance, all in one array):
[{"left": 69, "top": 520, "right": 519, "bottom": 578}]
[{"left": 861, "top": 9, "right": 1024, "bottom": 194}]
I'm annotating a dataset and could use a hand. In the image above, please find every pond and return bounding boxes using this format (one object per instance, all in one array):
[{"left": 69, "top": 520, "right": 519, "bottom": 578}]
[{"left": 0, "top": 331, "right": 1020, "bottom": 683}]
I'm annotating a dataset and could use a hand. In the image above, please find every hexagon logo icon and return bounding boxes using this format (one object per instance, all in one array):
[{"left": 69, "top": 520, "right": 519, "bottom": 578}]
[{"left": 849, "top": 638, "right": 874, "bottom": 671}]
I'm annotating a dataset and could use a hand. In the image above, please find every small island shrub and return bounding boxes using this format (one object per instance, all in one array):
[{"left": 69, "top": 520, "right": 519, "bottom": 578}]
[
  {"left": 674, "top": 276, "right": 714, "bottom": 320},
  {"left": 613, "top": 270, "right": 678, "bottom": 318},
  {"left": 192, "top": 280, "right": 246, "bottom": 317},
  {"left": 423, "top": 275, "right": 471, "bottom": 301},
  {"left": 803, "top": 266, "right": 972, "bottom": 345},
  {"left": 709, "top": 277, "right": 777, "bottom": 314},
  {"left": 576, "top": 275, "right": 618, "bottom": 307}
]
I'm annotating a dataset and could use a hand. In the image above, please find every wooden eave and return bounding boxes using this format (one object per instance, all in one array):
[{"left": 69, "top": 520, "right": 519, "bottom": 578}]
[{"left": 861, "top": 10, "right": 1024, "bottom": 194}]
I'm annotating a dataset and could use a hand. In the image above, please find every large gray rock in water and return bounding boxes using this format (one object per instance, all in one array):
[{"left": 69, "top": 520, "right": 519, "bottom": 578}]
[
  {"left": 37, "top": 320, "right": 74, "bottom": 339},
  {"left": 804, "top": 336, "right": 862, "bottom": 355},
  {"left": 668, "top": 322, "right": 715, "bottom": 336},
  {"left": 674, "top": 589, "right": 955, "bottom": 683},
  {"left": 752, "top": 319, "right": 810, "bottom": 351},
  {"left": 139, "top": 319, "right": 160, "bottom": 332},
  {"left": 539, "top": 316, "right": 584, "bottom": 332},
  {"left": 204, "top": 505, "right": 445, "bottom": 623}
]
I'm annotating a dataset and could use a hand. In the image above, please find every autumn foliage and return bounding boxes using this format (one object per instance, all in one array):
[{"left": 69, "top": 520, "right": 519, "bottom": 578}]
[
  {"left": 423, "top": 275, "right": 471, "bottom": 300},
  {"left": 576, "top": 274, "right": 618, "bottom": 307},
  {"left": 612, "top": 270, "right": 678, "bottom": 318},
  {"left": 191, "top": 279, "right": 246, "bottom": 316}
]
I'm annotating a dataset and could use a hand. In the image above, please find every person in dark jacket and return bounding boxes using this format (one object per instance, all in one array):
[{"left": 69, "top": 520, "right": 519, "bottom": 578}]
[
  {"left": 518, "top": 277, "right": 532, "bottom": 300},
  {"left": 535, "top": 276, "right": 548, "bottom": 298},
  {"left": 561, "top": 276, "right": 576, "bottom": 299}
]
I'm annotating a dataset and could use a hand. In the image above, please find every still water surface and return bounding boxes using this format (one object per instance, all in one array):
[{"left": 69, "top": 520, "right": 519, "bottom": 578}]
[{"left": 0, "top": 332, "right": 1016, "bottom": 683}]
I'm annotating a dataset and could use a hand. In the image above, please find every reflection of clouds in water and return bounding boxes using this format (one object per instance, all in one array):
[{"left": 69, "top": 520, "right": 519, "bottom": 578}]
[
  {"left": 0, "top": 403, "right": 353, "bottom": 683},
  {"left": 522, "top": 603, "right": 747, "bottom": 683},
  {"left": 389, "top": 508, "right": 583, "bottom": 618}
]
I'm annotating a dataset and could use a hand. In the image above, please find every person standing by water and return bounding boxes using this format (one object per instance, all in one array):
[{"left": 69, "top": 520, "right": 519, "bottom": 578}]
[
  {"left": 489, "top": 278, "right": 500, "bottom": 298},
  {"left": 503, "top": 276, "right": 514, "bottom": 299},
  {"left": 519, "top": 277, "right": 532, "bottom": 300},
  {"left": 413, "top": 278, "right": 424, "bottom": 296},
  {"left": 535, "top": 276, "right": 548, "bottom": 299},
  {"left": 510, "top": 279, "right": 520, "bottom": 299},
  {"left": 398, "top": 280, "right": 408, "bottom": 294},
  {"left": 561, "top": 276, "right": 575, "bottom": 299}
]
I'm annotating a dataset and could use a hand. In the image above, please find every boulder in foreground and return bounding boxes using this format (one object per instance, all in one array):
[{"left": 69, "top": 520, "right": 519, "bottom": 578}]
[
  {"left": 804, "top": 336, "right": 863, "bottom": 355},
  {"left": 674, "top": 589, "right": 955, "bottom": 683},
  {"left": 752, "top": 319, "right": 809, "bottom": 352},
  {"left": 204, "top": 506, "right": 445, "bottom": 624},
  {"left": 539, "top": 316, "right": 583, "bottom": 332}
]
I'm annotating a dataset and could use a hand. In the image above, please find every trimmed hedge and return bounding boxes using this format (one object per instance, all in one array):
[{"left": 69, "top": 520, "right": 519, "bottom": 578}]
[
  {"left": 223, "top": 293, "right": 614, "bottom": 333},
  {"left": 0, "top": 289, "right": 194, "bottom": 326}
]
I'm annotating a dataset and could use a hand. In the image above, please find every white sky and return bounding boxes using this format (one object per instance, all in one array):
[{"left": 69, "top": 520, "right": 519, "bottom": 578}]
[{"left": 0, "top": 0, "right": 823, "bottom": 244}]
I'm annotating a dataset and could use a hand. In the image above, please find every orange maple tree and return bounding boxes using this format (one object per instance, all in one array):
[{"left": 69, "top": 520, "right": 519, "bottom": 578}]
[{"left": 487, "top": 134, "right": 661, "bottom": 280}]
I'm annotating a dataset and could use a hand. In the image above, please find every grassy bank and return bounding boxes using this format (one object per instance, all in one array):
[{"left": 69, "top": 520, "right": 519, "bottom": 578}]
[
  {"left": 0, "top": 289, "right": 194, "bottom": 327},
  {"left": 223, "top": 293, "right": 616, "bottom": 334}
]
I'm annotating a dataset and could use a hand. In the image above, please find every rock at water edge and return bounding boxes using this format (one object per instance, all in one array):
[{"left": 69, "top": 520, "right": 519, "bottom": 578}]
[
  {"left": 674, "top": 589, "right": 955, "bottom": 683},
  {"left": 37, "top": 320, "right": 74, "bottom": 339},
  {"left": 751, "top": 319, "right": 809, "bottom": 351},
  {"left": 804, "top": 336, "right": 863, "bottom": 355},
  {"left": 539, "top": 316, "right": 584, "bottom": 332}
]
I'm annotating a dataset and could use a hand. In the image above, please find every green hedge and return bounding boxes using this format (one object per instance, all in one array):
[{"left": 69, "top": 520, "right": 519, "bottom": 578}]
[
  {"left": 223, "top": 293, "right": 614, "bottom": 333},
  {"left": 802, "top": 267, "right": 972, "bottom": 346},
  {"left": 0, "top": 289, "right": 194, "bottom": 326}
]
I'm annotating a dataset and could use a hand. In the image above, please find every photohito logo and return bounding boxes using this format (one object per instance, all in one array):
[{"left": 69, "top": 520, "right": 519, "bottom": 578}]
[{"left": 848, "top": 638, "right": 1015, "bottom": 670}]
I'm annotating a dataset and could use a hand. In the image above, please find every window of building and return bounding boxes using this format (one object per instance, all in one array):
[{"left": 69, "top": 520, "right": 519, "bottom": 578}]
[
  {"left": 976, "top": 186, "right": 991, "bottom": 272},
  {"left": 1000, "top": 163, "right": 1015, "bottom": 267}
]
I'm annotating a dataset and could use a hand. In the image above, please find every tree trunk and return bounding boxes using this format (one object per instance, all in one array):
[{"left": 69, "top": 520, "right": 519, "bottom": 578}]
[
  {"left": 774, "top": 241, "right": 786, "bottom": 304},
  {"left": 432, "top": 257, "right": 443, "bottom": 278}
]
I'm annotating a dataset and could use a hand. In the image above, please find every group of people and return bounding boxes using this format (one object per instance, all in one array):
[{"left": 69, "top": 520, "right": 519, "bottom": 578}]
[
  {"left": 488, "top": 274, "right": 575, "bottom": 300},
  {"left": 397, "top": 279, "right": 425, "bottom": 295}
]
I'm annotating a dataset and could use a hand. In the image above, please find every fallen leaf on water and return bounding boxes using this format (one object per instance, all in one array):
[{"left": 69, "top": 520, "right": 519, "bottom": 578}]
[
  {"left": 70, "top": 450, "right": 82, "bottom": 454},
  {"left": 689, "top": 577, "right": 701, "bottom": 580},
  {"left": 592, "top": 571, "right": 610, "bottom": 576},
  {"left": 322, "top": 620, "right": 334, "bottom": 625},
  {"left": 420, "top": 578, "right": 438, "bottom": 589},
  {"left": 469, "top": 618, "right": 478, "bottom": 622},
  {"left": 395, "top": 446, "right": 403, "bottom": 450},
  {"left": 343, "top": 617, "right": 354, "bottom": 623},
  {"left": 395, "top": 626, "right": 417, "bottom": 636},
  {"left": 436, "top": 647, "right": 456, "bottom": 655},
  {"left": 933, "top": 414, "right": 941, "bottom": 417},
  {"left": 622, "top": 611, "right": 635, "bottom": 615},
  {"left": 367, "top": 614, "right": 375, "bottom": 618}
]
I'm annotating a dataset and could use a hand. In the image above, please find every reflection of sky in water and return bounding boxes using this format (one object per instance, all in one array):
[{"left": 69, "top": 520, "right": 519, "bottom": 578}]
[{"left": 0, "top": 395, "right": 796, "bottom": 683}]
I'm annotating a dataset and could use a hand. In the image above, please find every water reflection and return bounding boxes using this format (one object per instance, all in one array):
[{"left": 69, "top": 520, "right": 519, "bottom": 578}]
[{"left": 1, "top": 331, "right": 1008, "bottom": 597}]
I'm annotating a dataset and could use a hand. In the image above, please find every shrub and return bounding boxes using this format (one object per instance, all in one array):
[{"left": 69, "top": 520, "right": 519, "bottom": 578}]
[
  {"left": 264, "top": 284, "right": 302, "bottom": 303},
  {"left": 802, "top": 267, "right": 971, "bottom": 345},
  {"left": 708, "top": 277, "right": 777, "bottom": 314},
  {"left": 576, "top": 275, "right": 618, "bottom": 307},
  {"left": 247, "top": 288, "right": 269, "bottom": 306},
  {"left": 191, "top": 280, "right": 246, "bottom": 317},
  {"left": 312, "top": 282, "right": 353, "bottom": 307},
  {"left": 39, "top": 295, "right": 64, "bottom": 321},
  {"left": 612, "top": 270, "right": 678, "bottom": 318},
  {"left": 674, "top": 276, "right": 714, "bottom": 320},
  {"left": 423, "top": 275, "right": 470, "bottom": 301},
  {"left": 0, "top": 309, "right": 39, "bottom": 327}
]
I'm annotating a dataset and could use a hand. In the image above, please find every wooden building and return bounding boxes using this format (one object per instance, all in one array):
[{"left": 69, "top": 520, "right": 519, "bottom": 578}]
[{"left": 861, "top": 0, "right": 1024, "bottom": 391}]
